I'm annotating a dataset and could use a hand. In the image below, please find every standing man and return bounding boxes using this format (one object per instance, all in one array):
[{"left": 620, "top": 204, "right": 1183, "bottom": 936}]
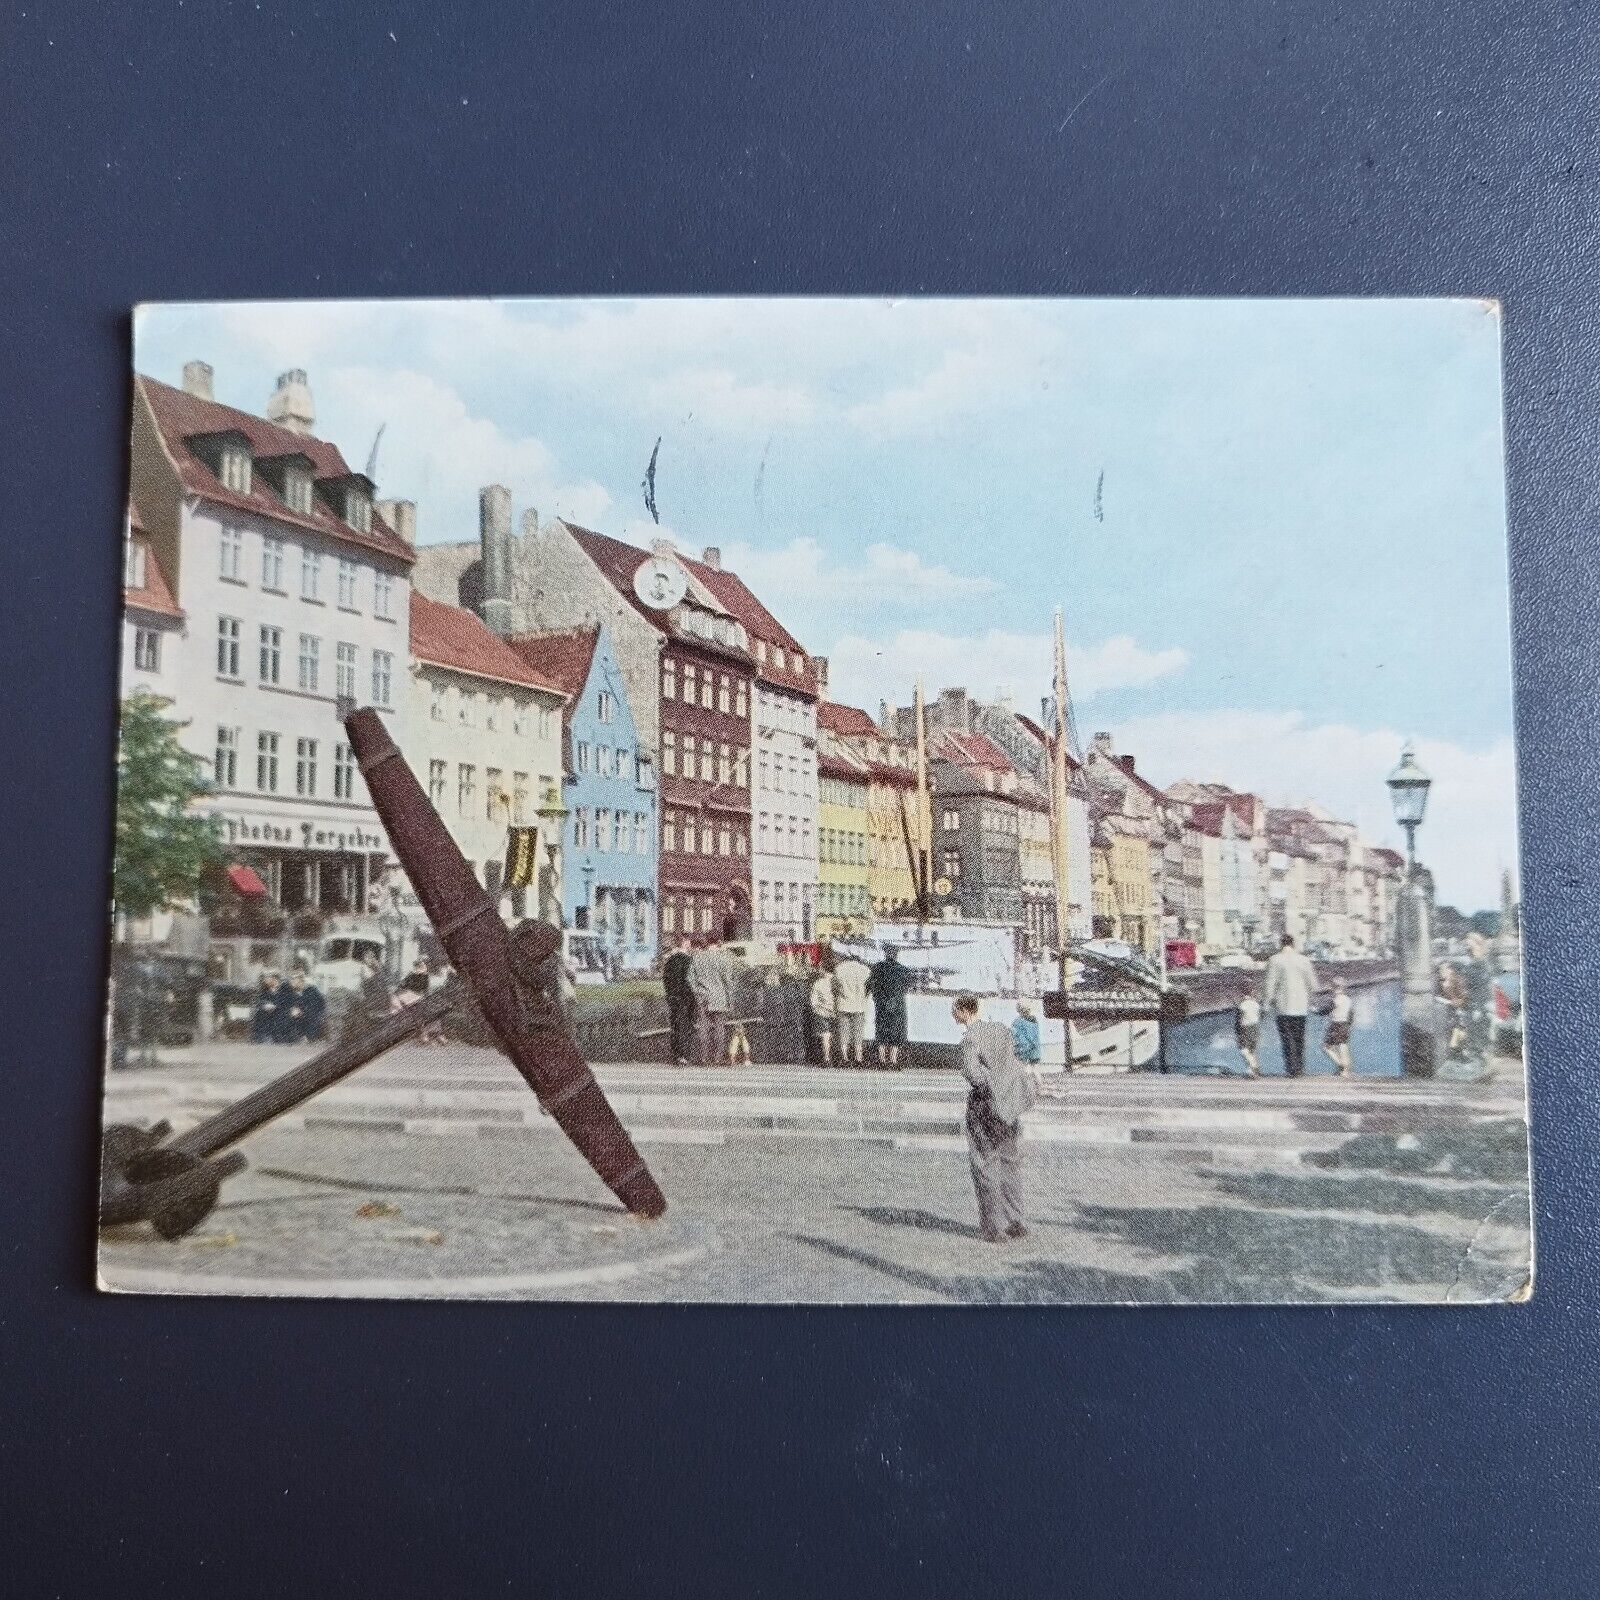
[
  {"left": 689, "top": 932, "right": 734, "bottom": 1066},
  {"left": 663, "top": 935, "right": 696, "bottom": 1066},
  {"left": 952, "top": 994, "right": 1035, "bottom": 1242},
  {"left": 831, "top": 948, "right": 872, "bottom": 1068},
  {"left": 867, "top": 945, "right": 911, "bottom": 1069},
  {"left": 1262, "top": 934, "right": 1318, "bottom": 1077},
  {"left": 1460, "top": 930, "right": 1495, "bottom": 1065}
]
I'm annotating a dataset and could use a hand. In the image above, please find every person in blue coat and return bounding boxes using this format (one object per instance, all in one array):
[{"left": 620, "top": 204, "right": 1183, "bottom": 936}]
[
  {"left": 250, "top": 971, "right": 287, "bottom": 1043},
  {"left": 1012, "top": 999, "right": 1042, "bottom": 1065},
  {"left": 283, "top": 968, "right": 327, "bottom": 1044}
]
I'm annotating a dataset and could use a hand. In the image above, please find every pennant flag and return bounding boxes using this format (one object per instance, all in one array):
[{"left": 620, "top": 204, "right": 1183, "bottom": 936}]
[{"left": 504, "top": 825, "right": 541, "bottom": 890}]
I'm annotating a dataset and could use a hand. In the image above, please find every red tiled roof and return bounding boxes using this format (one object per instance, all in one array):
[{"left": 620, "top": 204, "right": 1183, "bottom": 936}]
[
  {"left": 819, "top": 748, "right": 870, "bottom": 784},
  {"left": 690, "top": 560, "right": 815, "bottom": 695},
  {"left": 124, "top": 534, "right": 182, "bottom": 619},
  {"left": 505, "top": 626, "right": 601, "bottom": 706},
  {"left": 1188, "top": 801, "right": 1229, "bottom": 838},
  {"left": 409, "top": 592, "right": 565, "bottom": 694},
  {"left": 868, "top": 761, "right": 917, "bottom": 788},
  {"left": 1091, "top": 745, "right": 1170, "bottom": 805},
  {"left": 137, "top": 375, "right": 414, "bottom": 565},
  {"left": 1014, "top": 711, "right": 1083, "bottom": 772},
  {"left": 931, "top": 729, "right": 1014, "bottom": 773},
  {"left": 818, "top": 702, "right": 879, "bottom": 738}
]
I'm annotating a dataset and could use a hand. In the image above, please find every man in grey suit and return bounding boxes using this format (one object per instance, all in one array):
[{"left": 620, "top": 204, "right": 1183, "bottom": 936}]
[
  {"left": 952, "top": 994, "right": 1036, "bottom": 1242},
  {"left": 688, "top": 934, "right": 736, "bottom": 1066}
]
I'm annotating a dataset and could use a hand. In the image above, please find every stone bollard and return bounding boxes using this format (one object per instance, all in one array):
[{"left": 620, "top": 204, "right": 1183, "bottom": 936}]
[{"left": 1398, "top": 876, "right": 1439, "bottom": 1077}]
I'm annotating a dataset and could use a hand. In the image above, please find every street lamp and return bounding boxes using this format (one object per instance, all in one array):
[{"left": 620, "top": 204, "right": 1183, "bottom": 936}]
[
  {"left": 536, "top": 783, "right": 569, "bottom": 925},
  {"left": 1386, "top": 741, "right": 1432, "bottom": 874}
]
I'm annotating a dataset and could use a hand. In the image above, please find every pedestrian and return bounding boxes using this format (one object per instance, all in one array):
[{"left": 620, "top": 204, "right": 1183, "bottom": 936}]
[
  {"left": 689, "top": 932, "right": 735, "bottom": 1066},
  {"left": 250, "top": 970, "right": 286, "bottom": 1043},
  {"left": 396, "top": 957, "right": 445, "bottom": 1043},
  {"left": 1011, "top": 998, "right": 1041, "bottom": 1066},
  {"left": 344, "top": 951, "right": 391, "bottom": 1039},
  {"left": 1235, "top": 992, "right": 1261, "bottom": 1077},
  {"left": 831, "top": 948, "right": 871, "bottom": 1067},
  {"left": 1438, "top": 963, "right": 1469, "bottom": 1058},
  {"left": 1261, "top": 933, "right": 1318, "bottom": 1077},
  {"left": 952, "top": 994, "right": 1036, "bottom": 1243},
  {"left": 868, "top": 944, "right": 912, "bottom": 1068},
  {"left": 662, "top": 935, "right": 696, "bottom": 1065},
  {"left": 809, "top": 956, "right": 837, "bottom": 1066},
  {"left": 1320, "top": 979, "right": 1354, "bottom": 1077},
  {"left": 283, "top": 968, "right": 326, "bottom": 1044},
  {"left": 1460, "top": 931, "right": 1495, "bottom": 1063}
]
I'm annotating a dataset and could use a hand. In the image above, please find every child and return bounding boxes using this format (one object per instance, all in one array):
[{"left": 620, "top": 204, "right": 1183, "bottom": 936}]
[
  {"left": 1235, "top": 992, "right": 1261, "bottom": 1077},
  {"left": 1012, "top": 999, "right": 1041, "bottom": 1065},
  {"left": 1321, "top": 979, "right": 1354, "bottom": 1077}
]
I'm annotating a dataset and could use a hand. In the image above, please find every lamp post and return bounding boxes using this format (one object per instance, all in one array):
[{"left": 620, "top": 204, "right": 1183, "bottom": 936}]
[
  {"left": 1387, "top": 742, "right": 1437, "bottom": 1077},
  {"left": 536, "top": 783, "right": 569, "bottom": 927}
]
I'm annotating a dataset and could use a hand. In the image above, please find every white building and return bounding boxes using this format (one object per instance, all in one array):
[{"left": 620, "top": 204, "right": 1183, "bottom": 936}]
[
  {"left": 128, "top": 364, "right": 416, "bottom": 933},
  {"left": 402, "top": 590, "right": 567, "bottom": 919}
]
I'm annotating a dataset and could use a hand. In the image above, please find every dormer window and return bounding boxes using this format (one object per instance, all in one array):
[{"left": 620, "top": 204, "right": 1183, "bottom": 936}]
[
  {"left": 284, "top": 465, "right": 313, "bottom": 516},
  {"left": 220, "top": 445, "right": 252, "bottom": 494},
  {"left": 346, "top": 487, "right": 371, "bottom": 533}
]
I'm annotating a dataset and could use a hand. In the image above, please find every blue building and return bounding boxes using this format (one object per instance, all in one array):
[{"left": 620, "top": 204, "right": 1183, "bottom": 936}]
[{"left": 509, "top": 625, "right": 658, "bottom": 971}]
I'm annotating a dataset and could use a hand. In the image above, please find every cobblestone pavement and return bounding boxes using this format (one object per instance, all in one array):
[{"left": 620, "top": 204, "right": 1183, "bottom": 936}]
[{"left": 98, "top": 1047, "right": 1532, "bottom": 1304}]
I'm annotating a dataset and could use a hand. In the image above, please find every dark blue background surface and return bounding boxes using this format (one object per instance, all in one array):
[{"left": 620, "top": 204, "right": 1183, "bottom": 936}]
[{"left": 3, "top": 3, "right": 1597, "bottom": 1595}]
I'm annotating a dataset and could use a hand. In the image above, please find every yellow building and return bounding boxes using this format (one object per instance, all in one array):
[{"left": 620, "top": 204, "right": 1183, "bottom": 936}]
[
  {"left": 817, "top": 701, "right": 930, "bottom": 920},
  {"left": 1091, "top": 822, "right": 1158, "bottom": 955},
  {"left": 816, "top": 747, "right": 871, "bottom": 938}
]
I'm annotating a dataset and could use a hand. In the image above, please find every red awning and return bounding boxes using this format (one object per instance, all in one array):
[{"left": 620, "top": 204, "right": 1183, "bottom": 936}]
[{"left": 226, "top": 863, "right": 268, "bottom": 897}]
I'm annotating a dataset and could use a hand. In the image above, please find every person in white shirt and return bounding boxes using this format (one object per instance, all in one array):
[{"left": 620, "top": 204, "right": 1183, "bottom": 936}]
[
  {"left": 809, "top": 961, "right": 837, "bottom": 1067},
  {"left": 1261, "top": 934, "right": 1319, "bottom": 1077},
  {"left": 831, "top": 953, "right": 871, "bottom": 1067},
  {"left": 1321, "top": 978, "right": 1354, "bottom": 1077},
  {"left": 1235, "top": 993, "right": 1262, "bottom": 1077}
]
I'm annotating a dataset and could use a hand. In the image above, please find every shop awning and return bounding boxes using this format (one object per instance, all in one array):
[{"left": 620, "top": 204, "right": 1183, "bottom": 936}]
[{"left": 226, "top": 863, "right": 268, "bottom": 897}]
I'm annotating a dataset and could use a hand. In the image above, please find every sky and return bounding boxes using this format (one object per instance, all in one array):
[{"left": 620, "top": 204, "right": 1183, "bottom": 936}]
[{"left": 134, "top": 297, "right": 1519, "bottom": 909}]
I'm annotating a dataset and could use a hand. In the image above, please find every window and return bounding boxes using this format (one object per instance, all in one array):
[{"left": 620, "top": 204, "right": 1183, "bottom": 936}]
[
  {"left": 371, "top": 649, "right": 393, "bottom": 707},
  {"left": 258, "top": 625, "right": 282, "bottom": 685},
  {"left": 943, "top": 809, "right": 960, "bottom": 832},
  {"left": 486, "top": 698, "right": 501, "bottom": 733},
  {"left": 596, "top": 809, "right": 612, "bottom": 851},
  {"left": 346, "top": 488, "right": 371, "bottom": 534},
  {"left": 719, "top": 823, "right": 732, "bottom": 857},
  {"left": 296, "top": 738, "right": 318, "bottom": 796},
  {"left": 513, "top": 773, "right": 530, "bottom": 824},
  {"left": 616, "top": 748, "right": 631, "bottom": 783},
  {"left": 735, "top": 681, "right": 748, "bottom": 718},
  {"left": 297, "top": 633, "right": 320, "bottom": 692},
  {"left": 374, "top": 571, "right": 395, "bottom": 620},
  {"left": 537, "top": 705, "right": 553, "bottom": 738},
  {"left": 513, "top": 704, "right": 529, "bottom": 738},
  {"left": 285, "top": 467, "right": 313, "bottom": 516},
  {"left": 597, "top": 745, "right": 613, "bottom": 777},
  {"left": 682, "top": 734, "right": 697, "bottom": 781},
  {"left": 577, "top": 741, "right": 592, "bottom": 774},
  {"left": 337, "top": 557, "right": 359, "bottom": 608},
  {"left": 637, "top": 755, "right": 655, "bottom": 790},
  {"left": 943, "top": 850, "right": 961, "bottom": 880},
  {"left": 574, "top": 807, "right": 591, "bottom": 848},
  {"left": 718, "top": 743, "right": 732, "bottom": 784},
  {"left": 429, "top": 760, "right": 447, "bottom": 808},
  {"left": 663, "top": 811, "right": 677, "bottom": 853},
  {"left": 336, "top": 642, "right": 357, "bottom": 700},
  {"left": 758, "top": 750, "right": 769, "bottom": 791},
  {"left": 219, "top": 447, "right": 252, "bottom": 494},
  {"left": 457, "top": 690, "right": 475, "bottom": 727},
  {"left": 635, "top": 812, "right": 649, "bottom": 853},
  {"left": 486, "top": 768, "right": 503, "bottom": 821},
  {"left": 220, "top": 525, "right": 244, "bottom": 580},
  {"left": 457, "top": 764, "right": 476, "bottom": 817},
  {"left": 662, "top": 659, "right": 677, "bottom": 700},
  {"left": 217, "top": 616, "right": 242, "bottom": 678},
  {"left": 756, "top": 640, "right": 768, "bottom": 664},
  {"left": 718, "top": 676, "right": 731, "bottom": 714},
  {"left": 214, "top": 727, "right": 238, "bottom": 788},
  {"left": 774, "top": 647, "right": 787, "bottom": 672},
  {"left": 700, "top": 673, "right": 713, "bottom": 710},
  {"left": 262, "top": 537, "right": 285, "bottom": 590},
  {"left": 683, "top": 663, "right": 697, "bottom": 704},
  {"left": 334, "top": 742, "right": 355, "bottom": 800},
  {"left": 299, "top": 547, "right": 322, "bottom": 602},
  {"left": 701, "top": 740, "right": 716, "bottom": 782},
  {"left": 430, "top": 682, "right": 446, "bottom": 722},
  {"left": 124, "top": 541, "right": 147, "bottom": 589},
  {"left": 257, "top": 732, "right": 280, "bottom": 792},
  {"left": 133, "top": 628, "right": 161, "bottom": 672},
  {"left": 662, "top": 731, "right": 676, "bottom": 777},
  {"left": 663, "top": 899, "right": 677, "bottom": 935},
  {"left": 598, "top": 690, "right": 616, "bottom": 723},
  {"left": 735, "top": 750, "right": 748, "bottom": 788}
]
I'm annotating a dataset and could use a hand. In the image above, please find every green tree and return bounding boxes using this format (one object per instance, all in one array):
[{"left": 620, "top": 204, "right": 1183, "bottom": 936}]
[{"left": 114, "top": 690, "right": 224, "bottom": 925}]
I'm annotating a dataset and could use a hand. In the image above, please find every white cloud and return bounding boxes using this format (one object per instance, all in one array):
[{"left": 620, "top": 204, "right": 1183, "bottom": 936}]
[
  {"left": 720, "top": 536, "right": 999, "bottom": 611},
  {"left": 644, "top": 367, "right": 816, "bottom": 433},
  {"left": 319, "top": 366, "right": 612, "bottom": 538},
  {"left": 1104, "top": 709, "right": 1519, "bottom": 910},
  {"left": 824, "top": 628, "right": 1188, "bottom": 717}
]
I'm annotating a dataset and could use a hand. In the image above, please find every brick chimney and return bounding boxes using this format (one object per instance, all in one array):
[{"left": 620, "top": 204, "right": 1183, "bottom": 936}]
[
  {"left": 479, "top": 485, "right": 514, "bottom": 634},
  {"left": 376, "top": 499, "right": 417, "bottom": 546},
  {"left": 181, "top": 360, "right": 214, "bottom": 400},
  {"left": 265, "top": 369, "right": 315, "bottom": 435},
  {"left": 1092, "top": 731, "right": 1115, "bottom": 759},
  {"left": 651, "top": 537, "right": 677, "bottom": 560},
  {"left": 521, "top": 507, "right": 540, "bottom": 540},
  {"left": 701, "top": 546, "right": 721, "bottom": 570},
  {"left": 1119, "top": 754, "right": 1137, "bottom": 776}
]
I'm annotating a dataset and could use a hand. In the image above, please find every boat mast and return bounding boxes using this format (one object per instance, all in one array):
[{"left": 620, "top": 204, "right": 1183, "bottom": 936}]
[
  {"left": 914, "top": 673, "right": 930, "bottom": 923},
  {"left": 1050, "top": 607, "right": 1074, "bottom": 990}
]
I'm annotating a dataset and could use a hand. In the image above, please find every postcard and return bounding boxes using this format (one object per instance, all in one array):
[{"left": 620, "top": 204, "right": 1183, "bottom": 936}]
[{"left": 99, "top": 297, "right": 1529, "bottom": 1302}]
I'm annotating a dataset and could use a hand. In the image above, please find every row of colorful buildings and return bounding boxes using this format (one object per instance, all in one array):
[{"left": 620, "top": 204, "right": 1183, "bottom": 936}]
[{"left": 120, "top": 362, "right": 1403, "bottom": 976}]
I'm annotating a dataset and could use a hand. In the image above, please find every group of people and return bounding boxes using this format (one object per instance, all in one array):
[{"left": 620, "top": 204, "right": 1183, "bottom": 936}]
[
  {"left": 661, "top": 931, "right": 742, "bottom": 1066},
  {"left": 1438, "top": 930, "right": 1494, "bottom": 1061},
  {"left": 1234, "top": 935, "right": 1352, "bottom": 1077},
  {"left": 249, "top": 968, "right": 326, "bottom": 1044},
  {"left": 807, "top": 945, "right": 914, "bottom": 1068}
]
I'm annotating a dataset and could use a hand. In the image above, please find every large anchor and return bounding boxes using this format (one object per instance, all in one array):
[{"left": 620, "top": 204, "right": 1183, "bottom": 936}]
[{"left": 99, "top": 706, "right": 666, "bottom": 1239}]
